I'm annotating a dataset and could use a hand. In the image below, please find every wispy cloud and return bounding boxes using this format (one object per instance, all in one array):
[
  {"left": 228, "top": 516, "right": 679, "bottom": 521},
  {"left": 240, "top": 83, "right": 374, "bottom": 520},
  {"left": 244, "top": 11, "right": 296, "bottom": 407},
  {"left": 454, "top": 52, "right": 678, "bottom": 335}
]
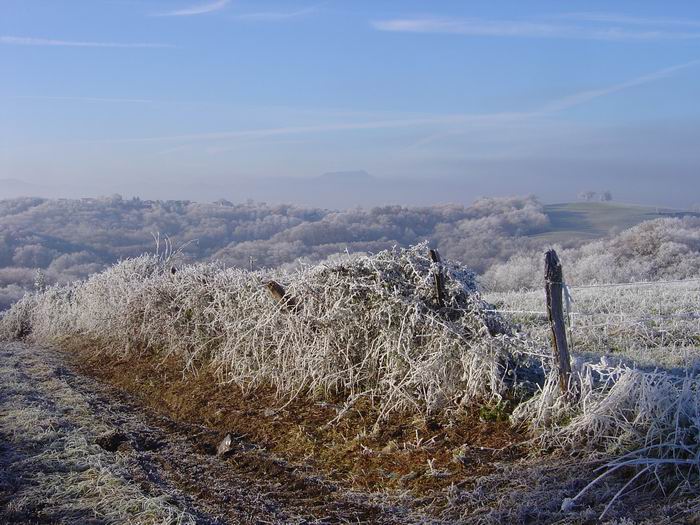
[
  {"left": 540, "top": 60, "right": 700, "bottom": 112},
  {"left": 0, "top": 36, "right": 171, "bottom": 48},
  {"left": 12, "top": 95, "right": 156, "bottom": 104},
  {"left": 549, "top": 12, "right": 700, "bottom": 28},
  {"left": 408, "top": 60, "right": 700, "bottom": 149},
  {"left": 371, "top": 17, "right": 700, "bottom": 41},
  {"left": 234, "top": 6, "right": 319, "bottom": 22},
  {"left": 155, "top": 0, "right": 230, "bottom": 17},
  {"left": 94, "top": 60, "right": 699, "bottom": 146},
  {"left": 101, "top": 113, "right": 523, "bottom": 144}
]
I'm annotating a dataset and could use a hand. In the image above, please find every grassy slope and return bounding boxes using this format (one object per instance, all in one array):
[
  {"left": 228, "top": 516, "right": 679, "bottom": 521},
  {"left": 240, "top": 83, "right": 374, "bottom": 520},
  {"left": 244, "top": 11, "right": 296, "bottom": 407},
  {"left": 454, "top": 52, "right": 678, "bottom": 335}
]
[{"left": 535, "top": 201, "right": 698, "bottom": 245}]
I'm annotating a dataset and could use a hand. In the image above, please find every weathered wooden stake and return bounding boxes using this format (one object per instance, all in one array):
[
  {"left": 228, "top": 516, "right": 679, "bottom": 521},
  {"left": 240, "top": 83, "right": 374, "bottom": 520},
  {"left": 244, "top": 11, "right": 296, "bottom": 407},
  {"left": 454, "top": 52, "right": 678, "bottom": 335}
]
[
  {"left": 429, "top": 248, "right": 446, "bottom": 308},
  {"left": 544, "top": 249, "right": 572, "bottom": 396},
  {"left": 265, "top": 280, "right": 299, "bottom": 312}
]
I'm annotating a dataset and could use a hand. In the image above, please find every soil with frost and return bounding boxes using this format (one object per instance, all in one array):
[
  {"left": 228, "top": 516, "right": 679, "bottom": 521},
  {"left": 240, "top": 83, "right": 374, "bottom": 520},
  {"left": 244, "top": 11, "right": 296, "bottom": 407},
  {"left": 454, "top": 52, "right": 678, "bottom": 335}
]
[
  {"left": 0, "top": 342, "right": 410, "bottom": 524},
  {"left": 2, "top": 342, "right": 698, "bottom": 524}
]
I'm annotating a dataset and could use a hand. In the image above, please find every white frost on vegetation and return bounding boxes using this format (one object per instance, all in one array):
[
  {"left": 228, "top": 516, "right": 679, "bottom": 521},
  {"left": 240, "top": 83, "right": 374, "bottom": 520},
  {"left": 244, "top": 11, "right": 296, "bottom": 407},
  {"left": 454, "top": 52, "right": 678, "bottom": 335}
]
[
  {"left": 0, "top": 195, "right": 549, "bottom": 309},
  {"left": 484, "top": 216, "right": 700, "bottom": 291},
  {"left": 2, "top": 242, "right": 699, "bottom": 515},
  {"left": 492, "top": 277, "right": 700, "bottom": 516},
  {"left": 513, "top": 361, "right": 700, "bottom": 518},
  {"left": 0, "top": 244, "right": 539, "bottom": 418},
  {"left": 0, "top": 343, "right": 197, "bottom": 524}
]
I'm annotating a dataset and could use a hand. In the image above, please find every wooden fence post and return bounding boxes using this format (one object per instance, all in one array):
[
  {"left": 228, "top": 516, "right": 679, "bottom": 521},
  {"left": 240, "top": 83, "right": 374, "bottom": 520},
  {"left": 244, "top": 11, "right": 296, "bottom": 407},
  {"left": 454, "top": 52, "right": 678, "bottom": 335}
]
[
  {"left": 429, "top": 248, "right": 446, "bottom": 308},
  {"left": 544, "top": 249, "right": 572, "bottom": 396},
  {"left": 266, "top": 280, "right": 299, "bottom": 312}
]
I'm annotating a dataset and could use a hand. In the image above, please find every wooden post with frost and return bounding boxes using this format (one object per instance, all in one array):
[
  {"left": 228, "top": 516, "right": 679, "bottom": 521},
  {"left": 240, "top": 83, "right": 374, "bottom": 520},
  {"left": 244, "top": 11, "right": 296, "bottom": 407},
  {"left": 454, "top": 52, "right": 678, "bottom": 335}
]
[
  {"left": 544, "top": 249, "right": 572, "bottom": 396},
  {"left": 265, "top": 280, "right": 299, "bottom": 312},
  {"left": 429, "top": 248, "right": 446, "bottom": 308}
]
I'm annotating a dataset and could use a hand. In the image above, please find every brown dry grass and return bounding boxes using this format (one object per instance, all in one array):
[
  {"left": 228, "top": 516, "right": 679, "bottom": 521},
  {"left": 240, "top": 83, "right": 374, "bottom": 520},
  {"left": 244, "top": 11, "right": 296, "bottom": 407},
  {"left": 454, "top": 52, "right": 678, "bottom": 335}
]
[{"left": 68, "top": 343, "right": 528, "bottom": 500}]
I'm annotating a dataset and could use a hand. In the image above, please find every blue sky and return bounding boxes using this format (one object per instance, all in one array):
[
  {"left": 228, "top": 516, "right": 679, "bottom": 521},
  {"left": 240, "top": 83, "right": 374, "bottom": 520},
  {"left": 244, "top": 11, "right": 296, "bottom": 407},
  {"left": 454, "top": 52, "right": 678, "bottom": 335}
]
[{"left": 1, "top": 0, "right": 700, "bottom": 206}]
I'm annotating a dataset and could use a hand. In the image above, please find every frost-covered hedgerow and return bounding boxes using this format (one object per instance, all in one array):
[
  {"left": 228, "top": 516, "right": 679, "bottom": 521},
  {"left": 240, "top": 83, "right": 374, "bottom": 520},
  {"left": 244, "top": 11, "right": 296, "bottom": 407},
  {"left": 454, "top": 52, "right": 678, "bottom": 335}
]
[
  {"left": 2, "top": 243, "right": 699, "bottom": 511},
  {"left": 0, "top": 244, "right": 541, "bottom": 417}
]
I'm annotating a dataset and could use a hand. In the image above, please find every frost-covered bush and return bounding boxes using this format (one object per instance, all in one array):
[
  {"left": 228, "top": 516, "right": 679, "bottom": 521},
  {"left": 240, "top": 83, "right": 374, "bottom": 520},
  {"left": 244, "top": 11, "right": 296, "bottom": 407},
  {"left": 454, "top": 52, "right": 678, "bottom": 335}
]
[
  {"left": 0, "top": 244, "right": 541, "bottom": 417},
  {"left": 486, "top": 272, "right": 700, "bottom": 510},
  {"left": 515, "top": 361, "right": 700, "bottom": 454},
  {"left": 0, "top": 291, "right": 37, "bottom": 340},
  {"left": 513, "top": 361, "right": 700, "bottom": 515},
  {"left": 483, "top": 217, "right": 700, "bottom": 291},
  {"left": 3, "top": 242, "right": 699, "bottom": 510}
]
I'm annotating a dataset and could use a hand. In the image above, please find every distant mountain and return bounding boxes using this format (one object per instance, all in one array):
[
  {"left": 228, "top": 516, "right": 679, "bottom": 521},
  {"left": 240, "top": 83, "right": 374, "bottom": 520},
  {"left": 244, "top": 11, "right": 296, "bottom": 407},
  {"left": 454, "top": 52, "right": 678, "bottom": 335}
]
[
  {"left": 230, "top": 170, "right": 473, "bottom": 208},
  {"left": 317, "top": 171, "right": 375, "bottom": 183}
]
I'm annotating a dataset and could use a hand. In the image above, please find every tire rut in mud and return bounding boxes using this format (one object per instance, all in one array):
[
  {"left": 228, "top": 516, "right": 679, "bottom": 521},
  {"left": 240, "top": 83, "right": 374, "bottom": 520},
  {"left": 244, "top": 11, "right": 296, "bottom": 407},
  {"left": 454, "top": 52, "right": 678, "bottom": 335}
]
[{"left": 1, "top": 343, "right": 406, "bottom": 524}]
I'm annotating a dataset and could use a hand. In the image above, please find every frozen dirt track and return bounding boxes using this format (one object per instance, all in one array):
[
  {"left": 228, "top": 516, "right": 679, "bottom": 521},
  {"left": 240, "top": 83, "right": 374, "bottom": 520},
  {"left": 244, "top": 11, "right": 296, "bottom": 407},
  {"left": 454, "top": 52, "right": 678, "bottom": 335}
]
[
  {"left": 4, "top": 342, "right": 700, "bottom": 525},
  {"left": 0, "top": 342, "right": 407, "bottom": 524}
]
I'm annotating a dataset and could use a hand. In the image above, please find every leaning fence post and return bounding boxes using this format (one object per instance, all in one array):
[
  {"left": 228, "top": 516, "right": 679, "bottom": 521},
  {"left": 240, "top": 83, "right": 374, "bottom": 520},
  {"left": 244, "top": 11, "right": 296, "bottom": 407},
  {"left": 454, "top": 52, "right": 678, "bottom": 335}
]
[
  {"left": 429, "top": 248, "right": 446, "bottom": 308},
  {"left": 265, "top": 280, "right": 299, "bottom": 312},
  {"left": 544, "top": 249, "right": 572, "bottom": 396}
]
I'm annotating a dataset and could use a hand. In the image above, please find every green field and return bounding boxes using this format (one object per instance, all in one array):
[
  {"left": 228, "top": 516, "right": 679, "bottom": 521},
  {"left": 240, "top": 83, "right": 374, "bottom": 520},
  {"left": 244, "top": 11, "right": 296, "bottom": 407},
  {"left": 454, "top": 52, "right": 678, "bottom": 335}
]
[{"left": 536, "top": 201, "right": 699, "bottom": 245}]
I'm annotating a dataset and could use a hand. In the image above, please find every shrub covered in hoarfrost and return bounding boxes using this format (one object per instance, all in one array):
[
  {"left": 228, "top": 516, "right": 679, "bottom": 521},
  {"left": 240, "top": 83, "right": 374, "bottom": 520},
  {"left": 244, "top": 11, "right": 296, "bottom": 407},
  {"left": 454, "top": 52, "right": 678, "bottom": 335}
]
[
  {"left": 483, "top": 216, "right": 700, "bottom": 291},
  {"left": 2, "top": 242, "right": 699, "bottom": 511},
  {"left": 513, "top": 360, "right": 700, "bottom": 517},
  {"left": 0, "top": 243, "right": 542, "bottom": 417}
]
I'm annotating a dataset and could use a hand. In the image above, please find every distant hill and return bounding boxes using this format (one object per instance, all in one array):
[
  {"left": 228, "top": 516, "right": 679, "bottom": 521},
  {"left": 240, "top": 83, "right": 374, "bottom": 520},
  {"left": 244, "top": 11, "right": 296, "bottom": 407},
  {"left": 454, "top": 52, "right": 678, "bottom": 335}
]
[
  {"left": 537, "top": 201, "right": 700, "bottom": 245},
  {"left": 317, "top": 170, "right": 375, "bottom": 183},
  {"left": 0, "top": 194, "right": 697, "bottom": 310}
]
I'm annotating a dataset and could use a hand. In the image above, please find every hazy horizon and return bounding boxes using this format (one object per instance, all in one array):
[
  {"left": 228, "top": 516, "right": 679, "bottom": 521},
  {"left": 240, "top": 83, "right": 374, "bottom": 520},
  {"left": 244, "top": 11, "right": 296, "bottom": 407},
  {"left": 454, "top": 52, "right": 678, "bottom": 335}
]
[
  {"left": 3, "top": 1, "right": 700, "bottom": 208},
  {"left": 0, "top": 171, "right": 696, "bottom": 210}
]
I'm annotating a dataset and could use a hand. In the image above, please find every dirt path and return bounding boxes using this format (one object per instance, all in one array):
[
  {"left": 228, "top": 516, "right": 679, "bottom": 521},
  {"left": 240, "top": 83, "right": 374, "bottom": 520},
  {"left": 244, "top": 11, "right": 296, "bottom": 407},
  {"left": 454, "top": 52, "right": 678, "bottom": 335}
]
[
  {"left": 4, "top": 342, "right": 696, "bottom": 524},
  {"left": 0, "top": 342, "right": 414, "bottom": 524}
]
